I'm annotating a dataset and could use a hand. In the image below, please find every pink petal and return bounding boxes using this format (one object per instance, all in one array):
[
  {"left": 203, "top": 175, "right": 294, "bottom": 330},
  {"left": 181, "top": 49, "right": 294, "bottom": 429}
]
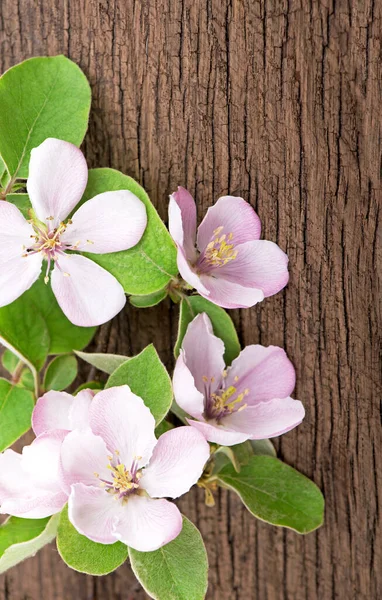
[
  {"left": 60, "top": 429, "right": 111, "bottom": 492},
  {"left": 199, "top": 274, "right": 264, "bottom": 308},
  {"left": 181, "top": 313, "right": 225, "bottom": 395},
  {"left": 140, "top": 427, "right": 210, "bottom": 499},
  {"left": 27, "top": 139, "right": 88, "bottom": 227},
  {"left": 223, "top": 397, "right": 305, "bottom": 438},
  {"left": 0, "top": 433, "right": 68, "bottom": 518},
  {"left": 60, "top": 190, "right": 147, "bottom": 253},
  {"left": 187, "top": 419, "right": 249, "bottom": 446},
  {"left": 175, "top": 245, "right": 210, "bottom": 296},
  {"left": 197, "top": 196, "right": 261, "bottom": 252},
  {"left": 32, "top": 389, "right": 92, "bottom": 436},
  {"left": 169, "top": 188, "right": 197, "bottom": 261},
  {"left": 226, "top": 345, "right": 296, "bottom": 405},
  {"left": 68, "top": 483, "right": 122, "bottom": 544},
  {"left": 216, "top": 240, "right": 289, "bottom": 297},
  {"left": 172, "top": 352, "right": 205, "bottom": 420},
  {"left": 89, "top": 386, "right": 157, "bottom": 470},
  {"left": 0, "top": 202, "right": 42, "bottom": 307},
  {"left": 114, "top": 495, "right": 182, "bottom": 551},
  {"left": 51, "top": 253, "right": 126, "bottom": 326}
]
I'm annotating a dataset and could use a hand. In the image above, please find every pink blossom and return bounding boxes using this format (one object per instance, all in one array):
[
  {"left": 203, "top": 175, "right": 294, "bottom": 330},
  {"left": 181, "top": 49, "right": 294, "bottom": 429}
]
[
  {"left": 173, "top": 313, "right": 304, "bottom": 446},
  {"left": 0, "top": 389, "right": 94, "bottom": 518},
  {"left": 0, "top": 138, "right": 147, "bottom": 326},
  {"left": 58, "top": 386, "right": 210, "bottom": 551},
  {"left": 168, "top": 187, "right": 289, "bottom": 308}
]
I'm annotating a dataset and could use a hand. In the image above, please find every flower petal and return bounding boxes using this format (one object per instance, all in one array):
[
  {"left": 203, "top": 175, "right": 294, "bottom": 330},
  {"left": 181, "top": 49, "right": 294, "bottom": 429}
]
[
  {"left": 187, "top": 419, "right": 249, "bottom": 446},
  {"left": 27, "top": 139, "right": 88, "bottom": 227},
  {"left": 223, "top": 397, "right": 305, "bottom": 439},
  {"left": 68, "top": 389, "right": 93, "bottom": 430},
  {"left": 140, "top": 427, "right": 210, "bottom": 499},
  {"left": 0, "top": 433, "right": 68, "bottom": 518},
  {"left": 172, "top": 352, "right": 205, "bottom": 420},
  {"left": 169, "top": 188, "right": 197, "bottom": 261},
  {"left": 51, "top": 253, "right": 126, "bottom": 326},
  {"left": 216, "top": 240, "right": 289, "bottom": 297},
  {"left": 61, "top": 191, "right": 147, "bottom": 254},
  {"left": 181, "top": 313, "right": 225, "bottom": 395},
  {"left": 114, "top": 495, "right": 182, "bottom": 552},
  {"left": 0, "top": 202, "right": 42, "bottom": 307},
  {"left": 175, "top": 245, "right": 210, "bottom": 296},
  {"left": 60, "top": 429, "right": 110, "bottom": 492},
  {"left": 68, "top": 483, "right": 122, "bottom": 544},
  {"left": 32, "top": 389, "right": 92, "bottom": 436},
  {"left": 199, "top": 274, "right": 264, "bottom": 309},
  {"left": 226, "top": 345, "right": 296, "bottom": 405},
  {"left": 197, "top": 196, "right": 261, "bottom": 252},
  {"left": 89, "top": 386, "right": 157, "bottom": 470}
]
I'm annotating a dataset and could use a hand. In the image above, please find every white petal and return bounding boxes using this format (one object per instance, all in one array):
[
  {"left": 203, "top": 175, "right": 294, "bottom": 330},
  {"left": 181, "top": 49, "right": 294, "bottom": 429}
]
[
  {"left": 32, "top": 391, "right": 74, "bottom": 436},
  {"left": 172, "top": 352, "right": 205, "bottom": 420},
  {"left": 68, "top": 483, "right": 122, "bottom": 544},
  {"left": 141, "top": 427, "right": 210, "bottom": 498},
  {"left": 114, "top": 495, "right": 183, "bottom": 551},
  {"left": 60, "top": 429, "right": 111, "bottom": 492},
  {"left": 51, "top": 253, "right": 126, "bottom": 326},
  {"left": 27, "top": 139, "right": 88, "bottom": 227},
  {"left": 187, "top": 419, "right": 249, "bottom": 446},
  {"left": 89, "top": 386, "right": 157, "bottom": 470},
  {"left": 61, "top": 191, "right": 147, "bottom": 253}
]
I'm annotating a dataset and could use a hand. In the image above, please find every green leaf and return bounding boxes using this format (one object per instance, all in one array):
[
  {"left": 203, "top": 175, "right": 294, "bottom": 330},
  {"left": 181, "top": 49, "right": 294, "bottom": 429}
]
[
  {"left": 218, "top": 456, "right": 324, "bottom": 534},
  {"left": 44, "top": 355, "right": 78, "bottom": 391},
  {"left": 0, "top": 379, "right": 34, "bottom": 451},
  {"left": 155, "top": 419, "right": 174, "bottom": 437},
  {"left": 81, "top": 169, "right": 178, "bottom": 295},
  {"left": 250, "top": 439, "right": 276, "bottom": 457},
  {"left": 106, "top": 345, "right": 172, "bottom": 425},
  {"left": 75, "top": 351, "right": 128, "bottom": 375},
  {"left": 7, "top": 193, "right": 32, "bottom": 218},
  {"left": 75, "top": 380, "right": 104, "bottom": 394},
  {"left": 129, "top": 516, "right": 208, "bottom": 600},
  {"left": 57, "top": 505, "right": 128, "bottom": 575},
  {"left": 1, "top": 349, "right": 19, "bottom": 375},
  {"left": 175, "top": 296, "right": 241, "bottom": 365},
  {"left": 0, "top": 514, "right": 59, "bottom": 574},
  {"left": 0, "top": 55, "right": 91, "bottom": 179},
  {"left": 215, "top": 440, "right": 254, "bottom": 473},
  {"left": 0, "top": 156, "right": 5, "bottom": 181},
  {"left": 23, "top": 278, "right": 95, "bottom": 355},
  {"left": 0, "top": 296, "right": 50, "bottom": 371},
  {"left": 130, "top": 289, "right": 168, "bottom": 308},
  {"left": 19, "top": 368, "right": 35, "bottom": 392}
]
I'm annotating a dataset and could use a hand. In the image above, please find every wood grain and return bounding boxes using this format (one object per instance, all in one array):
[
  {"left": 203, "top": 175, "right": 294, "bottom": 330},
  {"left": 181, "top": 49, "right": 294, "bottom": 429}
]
[{"left": 0, "top": 0, "right": 380, "bottom": 598}]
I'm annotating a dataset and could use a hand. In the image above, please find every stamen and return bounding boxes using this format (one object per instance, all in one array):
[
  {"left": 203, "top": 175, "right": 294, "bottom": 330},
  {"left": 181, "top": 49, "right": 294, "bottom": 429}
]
[{"left": 203, "top": 228, "right": 238, "bottom": 268}]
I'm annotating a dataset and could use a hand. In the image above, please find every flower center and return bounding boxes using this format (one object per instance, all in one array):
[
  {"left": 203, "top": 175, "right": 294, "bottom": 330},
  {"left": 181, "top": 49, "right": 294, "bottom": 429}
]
[
  {"left": 22, "top": 218, "right": 72, "bottom": 283},
  {"left": 95, "top": 452, "right": 142, "bottom": 503},
  {"left": 203, "top": 226, "right": 237, "bottom": 268},
  {"left": 203, "top": 375, "right": 249, "bottom": 421}
]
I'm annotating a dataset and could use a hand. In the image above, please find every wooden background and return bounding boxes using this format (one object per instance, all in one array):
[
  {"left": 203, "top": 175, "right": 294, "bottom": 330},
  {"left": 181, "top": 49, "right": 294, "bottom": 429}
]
[{"left": 0, "top": 0, "right": 380, "bottom": 598}]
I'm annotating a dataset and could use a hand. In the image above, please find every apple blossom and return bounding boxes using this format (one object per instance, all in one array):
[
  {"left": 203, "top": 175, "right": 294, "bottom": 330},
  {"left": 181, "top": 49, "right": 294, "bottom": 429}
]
[
  {"left": 168, "top": 187, "right": 289, "bottom": 308},
  {"left": 58, "top": 385, "right": 210, "bottom": 551},
  {"left": 173, "top": 313, "right": 305, "bottom": 446},
  {"left": 0, "top": 138, "right": 147, "bottom": 326}
]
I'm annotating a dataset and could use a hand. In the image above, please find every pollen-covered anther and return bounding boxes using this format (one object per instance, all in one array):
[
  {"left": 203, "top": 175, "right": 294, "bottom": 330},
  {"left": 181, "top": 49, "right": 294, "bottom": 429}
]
[{"left": 204, "top": 229, "right": 238, "bottom": 268}]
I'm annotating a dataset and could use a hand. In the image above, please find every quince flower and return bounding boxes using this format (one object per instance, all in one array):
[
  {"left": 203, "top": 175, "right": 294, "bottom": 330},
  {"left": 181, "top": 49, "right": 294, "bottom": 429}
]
[
  {"left": 173, "top": 313, "right": 305, "bottom": 446},
  {"left": 169, "top": 187, "right": 289, "bottom": 308},
  {"left": 0, "top": 138, "right": 147, "bottom": 326}
]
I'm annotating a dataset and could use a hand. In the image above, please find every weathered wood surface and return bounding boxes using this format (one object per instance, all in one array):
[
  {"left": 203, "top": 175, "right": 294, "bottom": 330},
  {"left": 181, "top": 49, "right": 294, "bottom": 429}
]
[{"left": 0, "top": 0, "right": 380, "bottom": 598}]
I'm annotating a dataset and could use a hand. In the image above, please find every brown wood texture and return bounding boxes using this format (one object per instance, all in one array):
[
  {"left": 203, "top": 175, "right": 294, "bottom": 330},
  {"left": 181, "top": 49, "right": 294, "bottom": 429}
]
[{"left": 0, "top": 0, "right": 381, "bottom": 598}]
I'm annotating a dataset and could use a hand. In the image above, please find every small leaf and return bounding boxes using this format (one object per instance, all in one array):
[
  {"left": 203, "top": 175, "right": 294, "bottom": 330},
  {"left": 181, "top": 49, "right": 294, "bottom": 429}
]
[
  {"left": 0, "top": 55, "right": 91, "bottom": 179},
  {"left": 57, "top": 505, "right": 128, "bottom": 575},
  {"left": 19, "top": 369, "right": 35, "bottom": 392},
  {"left": 106, "top": 345, "right": 172, "bottom": 425},
  {"left": 0, "top": 156, "right": 5, "bottom": 181},
  {"left": 0, "top": 295, "right": 50, "bottom": 371},
  {"left": 75, "top": 351, "right": 128, "bottom": 375},
  {"left": 130, "top": 289, "right": 168, "bottom": 308},
  {"left": 175, "top": 296, "right": 241, "bottom": 365},
  {"left": 215, "top": 440, "right": 254, "bottom": 473},
  {"left": 129, "top": 516, "right": 208, "bottom": 600},
  {"left": 80, "top": 169, "right": 178, "bottom": 295},
  {"left": 7, "top": 193, "right": 32, "bottom": 218},
  {"left": 24, "top": 278, "right": 96, "bottom": 355},
  {"left": 250, "top": 439, "right": 276, "bottom": 457},
  {"left": 44, "top": 355, "right": 78, "bottom": 391},
  {"left": 218, "top": 456, "right": 324, "bottom": 534},
  {"left": 0, "top": 379, "right": 34, "bottom": 451},
  {"left": 1, "top": 349, "right": 19, "bottom": 375},
  {"left": 75, "top": 381, "right": 104, "bottom": 394},
  {"left": 0, "top": 514, "right": 59, "bottom": 574}
]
